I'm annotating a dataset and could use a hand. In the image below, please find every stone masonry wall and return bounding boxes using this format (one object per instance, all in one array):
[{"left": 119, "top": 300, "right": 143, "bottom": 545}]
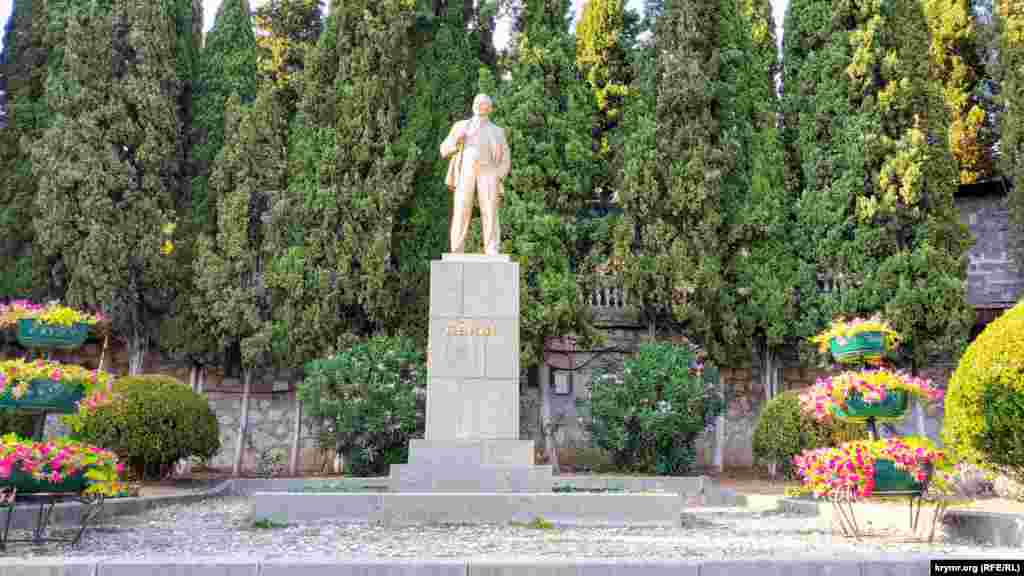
[{"left": 957, "top": 192, "right": 1024, "bottom": 307}]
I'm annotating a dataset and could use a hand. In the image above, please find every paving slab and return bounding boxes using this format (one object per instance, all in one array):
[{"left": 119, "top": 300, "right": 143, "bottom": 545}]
[
  {"left": 260, "top": 560, "right": 468, "bottom": 576},
  {"left": 96, "top": 559, "right": 259, "bottom": 576},
  {"left": 251, "top": 492, "right": 682, "bottom": 527},
  {"left": 469, "top": 560, "right": 699, "bottom": 576}
]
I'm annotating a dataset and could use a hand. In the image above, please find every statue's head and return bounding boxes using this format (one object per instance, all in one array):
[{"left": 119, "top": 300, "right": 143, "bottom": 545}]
[{"left": 473, "top": 94, "right": 494, "bottom": 117}]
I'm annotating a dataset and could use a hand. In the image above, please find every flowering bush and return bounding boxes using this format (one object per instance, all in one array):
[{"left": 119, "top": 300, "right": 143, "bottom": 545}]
[
  {"left": 799, "top": 368, "right": 944, "bottom": 422},
  {"left": 0, "top": 300, "right": 106, "bottom": 328},
  {"left": 75, "top": 389, "right": 122, "bottom": 416},
  {"left": 810, "top": 315, "right": 900, "bottom": 354},
  {"left": 0, "top": 359, "right": 114, "bottom": 399},
  {"left": 793, "top": 437, "right": 953, "bottom": 499},
  {"left": 0, "top": 434, "right": 126, "bottom": 496}
]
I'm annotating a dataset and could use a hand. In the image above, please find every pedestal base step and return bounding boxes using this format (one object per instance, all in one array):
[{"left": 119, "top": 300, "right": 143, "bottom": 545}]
[
  {"left": 252, "top": 492, "right": 682, "bottom": 527},
  {"left": 407, "top": 439, "right": 535, "bottom": 466},
  {"left": 389, "top": 463, "right": 552, "bottom": 493}
]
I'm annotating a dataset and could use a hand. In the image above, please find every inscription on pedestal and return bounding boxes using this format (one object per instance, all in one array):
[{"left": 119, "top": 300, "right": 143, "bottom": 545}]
[{"left": 446, "top": 320, "right": 496, "bottom": 337}]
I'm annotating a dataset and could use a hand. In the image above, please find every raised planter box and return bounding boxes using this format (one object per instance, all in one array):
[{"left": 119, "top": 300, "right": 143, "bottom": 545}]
[
  {"left": 16, "top": 319, "right": 89, "bottom": 350},
  {"left": 831, "top": 389, "right": 908, "bottom": 421},
  {"left": 829, "top": 331, "right": 885, "bottom": 364},
  {"left": 1, "top": 468, "right": 88, "bottom": 494},
  {"left": 0, "top": 378, "right": 84, "bottom": 413},
  {"left": 872, "top": 458, "right": 923, "bottom": 493}
]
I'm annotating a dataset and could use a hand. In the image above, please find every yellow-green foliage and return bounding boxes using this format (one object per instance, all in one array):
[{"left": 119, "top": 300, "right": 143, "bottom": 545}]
[
  {"left": 752, "top": 390, "right": 867, "bottom": 477},
  {"left": 923, "top": 0, "right": 990, "bottom": 184},
  {"left": 943, "top": 300, "right": 1024, "bottom": 469}
]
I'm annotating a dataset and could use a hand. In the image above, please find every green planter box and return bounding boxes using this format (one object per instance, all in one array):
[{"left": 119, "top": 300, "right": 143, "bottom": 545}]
[
  {"left": 831, "top": 389, "right": 908, "bottom": 421},
  {"left": 872, "top": 458, "right": 924, "bottom": 493},
  {"left": 0, "top": 467, "right": 88, "bottom": 494},
  {"left": 829, "top": 331, "right": 885, "bottom": 364},
  {"left": 0, "top": 379, "right": 84, "bottom": 413},
  {"left": 16, "top": 319, "right": 89, "bottom": 350}
]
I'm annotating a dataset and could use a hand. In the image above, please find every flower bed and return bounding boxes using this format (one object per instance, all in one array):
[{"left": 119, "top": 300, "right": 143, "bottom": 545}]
[
  {"left": 798, "top": 368, "right": 943, "bottom": 423},
  {"left": 0, "top": 359, "right": 113, "bottom": 413},
  {"left": 0, "top": 435, "right": 125, "bottom": 496},
  {"left": 793, "top": 437, "right": 952, "bottom": 499}
]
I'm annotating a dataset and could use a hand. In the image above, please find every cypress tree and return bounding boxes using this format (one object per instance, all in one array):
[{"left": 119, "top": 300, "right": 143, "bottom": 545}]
[
  {"left": 190, "top": 0, "right": 258, "bottom": 231},
  {"left": 391, "top": 0, "right": 481, "bottom": 340},
  {"left": 254, "top": 0, "right": 324, "bottom": 100},
  {"left": 720, "top": 0, "right": 795, "bottom": 367},
  {"left": 0, "top": 0, "right": 46, "bottom": 298},
  {"left": 924, "top": 0, "right": 992, "bottom": 184},
  {"left": 1000, "top": 0, "right": 1024, "bottom": 263},
  {"left": 195, "top": 89, "right": 288, "bottom": 474},
  {"left": 160, "top": 0, "right": 258, "bottom": 374},
  {"left": 488, "top": 0, "right": 602, "bottom": 366},
  {"left": 576, "top": 0, "right": 633, "bottom": 204},
  {"left": 615, "top": 0, "right": 741, "bottom": 362},
  {"left": 782, "top": 0, "right": 972, "bottom": 367},
  {"left": 265, "top": 0, "right": 420, "bottom": 365},
  {"left": 32, "top": 0, "right": 198, "bottom": 374}
]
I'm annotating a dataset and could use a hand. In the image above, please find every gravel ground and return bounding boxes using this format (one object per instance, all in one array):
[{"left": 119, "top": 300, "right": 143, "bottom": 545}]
[{"left": 0, "top": 497, "right": 1022, "bottom": 561}]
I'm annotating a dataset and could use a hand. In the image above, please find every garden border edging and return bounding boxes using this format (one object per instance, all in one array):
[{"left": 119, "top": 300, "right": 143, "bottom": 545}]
[
  {"left": 0, "top": 556, "right": 984, "bottom": 575},
  {"left": 0, "top": 479, "right": 232, "bottom": 530}
]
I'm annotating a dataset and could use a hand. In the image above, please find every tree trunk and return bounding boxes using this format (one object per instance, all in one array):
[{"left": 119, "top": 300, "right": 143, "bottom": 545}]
[
  {"left": 233, "top": 368, "right": 252, "bottom": 477},
  {"left": 539, "top": 366, "right": 559, "bottom": 474},
  {"left": 910, "top": 361, "right": 927, "bottom": 437},
  {"left": 189, "top": 365, "right": 198, "bottom": 392},
  {"left": 128, "top": 331, "right": 146, "bottom": 375},
  {"left": 197, "top": 366, "right": 206, "bottom": 394},
  {"left": 289, "top": 385, "right": 302, "bottom": 477}
]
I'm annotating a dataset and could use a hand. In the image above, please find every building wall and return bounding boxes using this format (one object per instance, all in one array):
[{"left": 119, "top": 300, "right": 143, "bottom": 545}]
[{"left": 957, "top": 191, "right": 1024, "bottom": 307}]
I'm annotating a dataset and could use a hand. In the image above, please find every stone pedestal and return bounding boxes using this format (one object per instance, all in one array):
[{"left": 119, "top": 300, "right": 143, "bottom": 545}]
[{"left": 390, "top": 254, "right": 551, "bottom": 492}]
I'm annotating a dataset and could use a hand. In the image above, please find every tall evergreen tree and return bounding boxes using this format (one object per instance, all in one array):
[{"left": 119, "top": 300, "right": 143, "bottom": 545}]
[
  {"left": 391, "top": 0, "right": 481, "bottom": 340},
  {"left": 615, "top": 0, "right": 741, "bottom": 363},
  {"left": 254, "top": 0, "right": 324, "bottom": 99},
  {"left": 0, "top": 0, "right": 42, "bottom": 298},
  {"left": 265, "top": 0, "right": 420, "bottom": 366},
  {"left": 190, "top": 0, "right": 258, "bottom": 231},
  {"left": 161, "top": 0, "right": 260, "bottom": 381},
  {"left": 719, "top": 0, "right": 794, "bottom": 382},
  {"left": 32, "top": 0, "right": 199, "bottom": 374},
  {"left": 782, "top": 0, "right": 972, "bottom": 368},
  {"left": 924, "top": 0, "right": 993, "bottom": 184},
  {"left": 489, "top": 0, "right": 602, "bottom": 366},
  {"left": 1000, "top": 0, "right": 1024, "bottom": 263},
  {"left": 576, "top": 0, "right": 633, "bottom": 205},
  {"left": 196, "top": 89, "right": 288, "bottom": 475}
]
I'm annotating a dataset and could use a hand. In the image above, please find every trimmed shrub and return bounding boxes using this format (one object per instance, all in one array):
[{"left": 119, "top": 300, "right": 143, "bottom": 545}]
[
  {"left": 752, "top": 390, "right": 866, "bottom": 478},
  {"left": 578, "top": 341, "right": 726, "bottom": 475},
  {"left": 944, "top": 300, "right": 1024, "bottom": 481},
  {"left": 67, "top": 374, "right": 220, "bottom": 480}
]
